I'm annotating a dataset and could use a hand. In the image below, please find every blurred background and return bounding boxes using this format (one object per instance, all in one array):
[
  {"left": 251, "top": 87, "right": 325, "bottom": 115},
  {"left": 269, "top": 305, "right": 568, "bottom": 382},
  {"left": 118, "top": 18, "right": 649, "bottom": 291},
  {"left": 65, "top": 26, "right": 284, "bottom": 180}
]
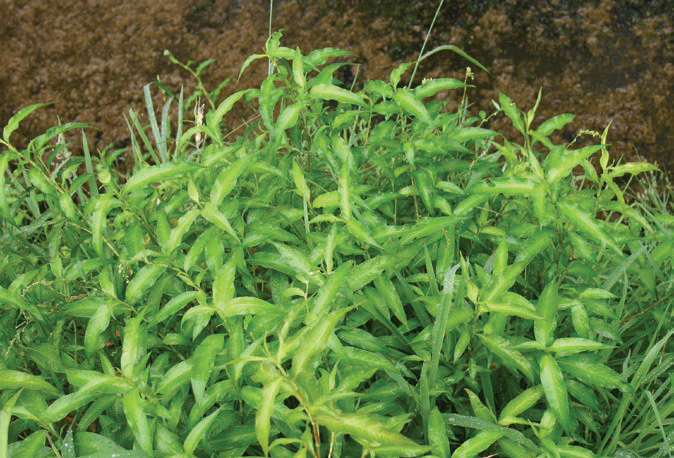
[{"left": 1, "top": 0, "right": 672, "bottom": 175}]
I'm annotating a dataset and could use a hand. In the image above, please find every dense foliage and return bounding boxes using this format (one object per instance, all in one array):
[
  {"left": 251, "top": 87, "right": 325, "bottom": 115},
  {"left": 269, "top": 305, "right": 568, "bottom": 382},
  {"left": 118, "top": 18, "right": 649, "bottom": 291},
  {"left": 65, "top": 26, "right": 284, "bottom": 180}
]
[{"left": 0, "top": 33, "right": 672, "bottom": 457}]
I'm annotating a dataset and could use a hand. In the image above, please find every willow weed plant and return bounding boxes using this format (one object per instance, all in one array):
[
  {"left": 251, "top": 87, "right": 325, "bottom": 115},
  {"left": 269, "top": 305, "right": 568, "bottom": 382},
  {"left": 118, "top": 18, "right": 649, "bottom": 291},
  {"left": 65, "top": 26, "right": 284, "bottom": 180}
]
[{"left": 0, "top": 31, "right": 672, "bottom": 458}]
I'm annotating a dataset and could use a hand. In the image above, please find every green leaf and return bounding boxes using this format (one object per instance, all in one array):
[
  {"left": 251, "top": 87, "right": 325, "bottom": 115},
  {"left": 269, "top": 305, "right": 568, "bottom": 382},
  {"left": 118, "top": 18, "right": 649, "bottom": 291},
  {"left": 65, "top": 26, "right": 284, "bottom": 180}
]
[
  {"left": 125, "top": 264, "right": 165, "bottom": 306},
  {"left": 427, "top": 407, "right": 450, "bottom": 458},
  {"left": 535, "top": 113, "right": 575, "bottom": 137},
  {"left": 315, "top": 411, "right": 429, "bottom": 456},
  {"left": 534, "top": 282, "right": 559, "bottom": 346},
  {"left": 276, "top": 102, "right": 303, "bottom": 137},
  {"left": 151, "top": 291, "right": 198, "bottom": 325},
  {"left": 346, "top": 218, "right": 382, "bottom": 249},
  {"left": 373, "top": 274, "right": 407, "bottom": 327},
  {"left": 122, "top": 162, "right": 198, "bottom": 194},
  {"left": 255, "top": 378, "right": 282, "bottom": 456},
  {"left": 184, "top": 406, "right": 222, "bottom": 455},
  {"left": 558, "top": 355, "right": 631, "bottom": 392},
  {"left": 1, "top": 391, "right": 24, "bottom": 458},
  {"left": 540, "top": 353, "right": 573, "bottom": 434},
  {"left": 90, "top": 194, "right": 121, "bottom": 258},
  {"left": 414, "top": 78, "right": 467, "bottom": 98},
  {"left": 544, "top": 144, "right": 603, "bottom": 185},
  {"left": 348, "top": 256, "right": 396, "bottom": 292},
  {"left": 220, "top": 297, "right": 284, "bottom": 318},
  {"left": 191, "top": 334, "right": 224, "bottom": 406},
  {"left": 482, "top": 292, "right": 543, "bottom": 321},
  {"left": 558, "top": 200, "right": 622, "bottom": 255},
  {"left": 84, "top": 305, "right": 111, "bottom": 358},
  {"left": 470, "top": 176, "right": 537, "bottom": 196},
  {"left": 499, "top": 93, "right": 524, "bottom": 134},
  {"left": 0, "top": 370, "right": 58, "bottom": 397},
  {"left": 0, "top": 286, "right": 45, "bottom": 323},
  {"left": 452, "top": 429, "right": 506, "bottom": 458},
  {"left": 394, "top": 88, "right": 432, "bottom": 125},
  {"left": 120, "top": 316, "right": 147, "bottom": 379},
  {"left": 310, "top": 83, "right": 366, "bottom": 107},
  {"left": 608, "top": 162, "right": 659, "bottom": 179},
  {"left": 123, "top": 389, "right": 153, "bottom": 455},
  {"left": 466, "top": 389, "right": 496, "bottom": 423},
  {"left": 165, "top": 208, "right": 199, "bottom": 254},
  {"left": 213, "top": 257, "right": 237, "bottom": 316},
  {"left": 304, "top": 47, "right": 352, "bottom": 67},
  {"left": 339, "top": 161, "right": 351, "bottom": 220},
  {"left": 210, "top": 156, "right": 250, "bottom": 207},
  {"left": 200, "top": 202, "right": 239, "bottom": 241},
  {"left": 549, "top": 338, "right": 613, "bottom": 354},
  {"left": 390, "top": 62, "right": 413, "bottom": 88},
  {"left": 448, "top": 127, "right": 497, "bottom": 143},
  {"left": 156, "top": 360, "right": 193, "bottom": 398},
  {"left": 292, "top": 160, "right": 310, "bottom": 200},
  {"left": 6, "top": 430, "right": 47, "bottom": 458},
  {"left": 210, "top": 90, "right": 250, "bottom": 130},
  {"left": 45, "top": 375, "right": 133, "bottom": 422},
  {"left": 478, "top": 335, "right": 535, "bottom": 382},
  {"left": 498, "top": 385, "right": 544, "bottom": 425},
  {"left": 3, "top": 103, "right": 51, "bottom": 142},
  {"left": 306, "top": 261, "right": 352, "bottom": 325},
  {"left": 292, "top": 308, "right": 348, "bottom": 377},
  {"left": 429, "top": 264, "right": 460, "bottom": 386}
]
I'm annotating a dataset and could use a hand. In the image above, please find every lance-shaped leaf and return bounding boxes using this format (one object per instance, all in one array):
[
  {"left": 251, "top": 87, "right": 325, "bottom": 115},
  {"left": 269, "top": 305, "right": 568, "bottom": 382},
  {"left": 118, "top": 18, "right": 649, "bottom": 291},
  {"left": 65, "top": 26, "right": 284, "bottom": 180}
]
[
  {"left": 498, "top": 385, "right": 545, "bottom": 425},
  {"left": 123, "top": 162, "right": 198, "bottom": 194},
  {"left": 394, "top": 88, "right": 432, "bottom": 124},
  {"left": 544, "top": 144, "right": 603, "bottom": 185},
  {"left": 478, "top": 335, "right": 535, "bottom": 382},
  {"left": 482, "top": 292, "right": 543, "bottom": 321},
  {"left": 306, "top": 261, "right": 352, "bottom": 325},
  {"left": 191, "top": 334, "right": 225, "bottom": 406},
  {"left": 184, "top": 406, "right": 222, "bottom": 455},
  {"left": 292, "top": 308, "right": 349, "bottom": 377},
  {"left": 0, "top": 286, "right": 44, "bottom": 323},
  {"left": 452, "top": 429, "right": 506, "bottom": 458},
  {"left": 0, "top": 370, "right": 59, "bottom": 397},
  {"left": 3, "top": 103, "right": 52, "bottom": 142},
  {"left": 540, "top": 353, "right": 573, "bottom": 434},
  {"left": 315, "top": 410, "right": 429, "bottom": 456},
  {"left": 91, "top": 194, "right": 121, "bottom": 258},
  {"left": 123, "top": 389, "right": 153, "bottom": 455},
  {"left": 414, "top": 78, "right": 467, "bottom": 98},
  {"left": 210, "top": 156, "right": 250, "bottom": 207},
  {"left": 558, "top": 355, "right": 631, "bottom": 393},
  {"left": 120, "top": 316, "right": 147, "bottom": 379},
  {"left": 125, "top": 264, "right": 165, "bottom": 306},
  {"left": 310, "top": 83, "right": 366, "bottom": 107},
  {"left": 549, "top": 338, "right": 613, "bottom": 355},
  {"left": 558, "top": 200, "right": 622, "bottom": 255},
  {"left": 255, "top": 378, "right": 282, "bottom": 456}
]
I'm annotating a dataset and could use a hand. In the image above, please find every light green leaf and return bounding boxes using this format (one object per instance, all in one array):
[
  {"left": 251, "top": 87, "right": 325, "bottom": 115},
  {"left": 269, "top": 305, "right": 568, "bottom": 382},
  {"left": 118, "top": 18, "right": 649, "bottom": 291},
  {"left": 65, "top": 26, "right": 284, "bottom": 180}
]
[
  {"left": 255, "top": 378, "right": 282, "bottom": 456},
  {"left": 123, "top": 162, "right": 198, "bottom": 194},
  {"left": 123, "top": 389, "right": 153, "bottom": 455},
  {"left": 310, "top": 83, "right": 366, "bottom": 107},
  {"left": 191, "top": 334, "right": 224, "bottom": 406},
  {"left": 183, "top": 406, "right": 222, "bottom": 455},
  {"left": 478, "top": 335, "right": 535, "bottom": 382},
  {"left": 540, "top": 353, "right": 573, "bottom": 434},
  {"left": 394, "top": 88, "right": 432, "bottom": 124}
]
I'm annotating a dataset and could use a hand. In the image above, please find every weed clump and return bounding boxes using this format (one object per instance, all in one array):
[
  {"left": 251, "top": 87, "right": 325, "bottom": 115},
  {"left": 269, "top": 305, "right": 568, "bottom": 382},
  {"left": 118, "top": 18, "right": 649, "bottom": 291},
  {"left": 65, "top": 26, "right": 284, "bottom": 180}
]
[{"left": 0, "top": 33, "right": 671, "bottom": 457}]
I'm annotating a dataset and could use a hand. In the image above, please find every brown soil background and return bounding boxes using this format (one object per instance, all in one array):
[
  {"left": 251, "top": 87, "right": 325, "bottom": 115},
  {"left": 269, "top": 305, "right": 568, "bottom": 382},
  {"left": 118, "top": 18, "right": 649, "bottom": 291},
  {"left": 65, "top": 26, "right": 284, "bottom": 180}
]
[{"left": 2, "top": 0, "right": 672, "bottom": 176}]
